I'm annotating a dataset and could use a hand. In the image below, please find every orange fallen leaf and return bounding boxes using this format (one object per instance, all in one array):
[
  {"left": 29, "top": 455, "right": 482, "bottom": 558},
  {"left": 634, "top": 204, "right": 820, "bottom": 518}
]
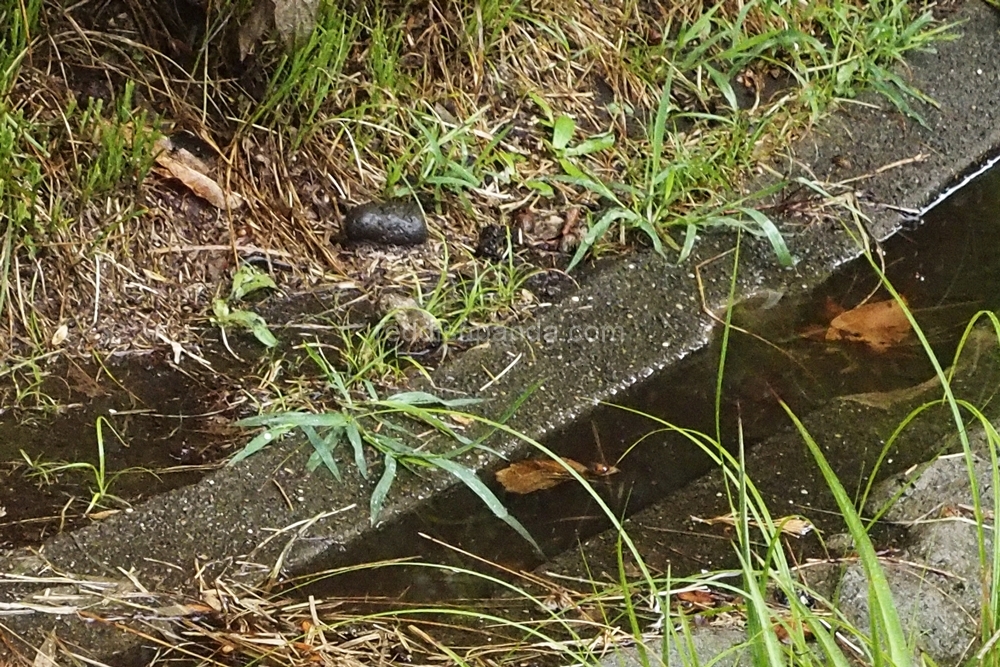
[
  {"left": 676, "top": 589, "right": 717, "bottom": 608},
  {"left": 496, "top": 458, "right": 619, "bottom": 494},
  {"left": 825, "top": 297, "right": 911, "bottom": 352},
  {"left": 153, "top": 137, "right": 243, "bottom": 210}
]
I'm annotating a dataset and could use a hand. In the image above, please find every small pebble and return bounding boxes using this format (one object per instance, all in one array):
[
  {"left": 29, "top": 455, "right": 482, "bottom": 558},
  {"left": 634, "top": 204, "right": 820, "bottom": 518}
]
[{"left": 379, "top": 293, "right": 441, "bottom": 348}]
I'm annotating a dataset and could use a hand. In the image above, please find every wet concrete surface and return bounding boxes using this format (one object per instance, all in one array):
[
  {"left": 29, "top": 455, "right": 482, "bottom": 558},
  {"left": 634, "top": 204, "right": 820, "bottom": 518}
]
[{"left": 3, "top": 0, "right": 1000, "bottom": 657}]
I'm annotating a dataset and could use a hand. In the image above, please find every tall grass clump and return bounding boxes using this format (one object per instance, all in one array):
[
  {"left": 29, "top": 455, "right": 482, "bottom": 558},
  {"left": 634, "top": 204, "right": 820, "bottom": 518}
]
[
  {"left": 563, "top": 0, "right": 954, "bottom": 265},
  {"left": 0, "top": 0, "right": 46, "bottom": 344}
]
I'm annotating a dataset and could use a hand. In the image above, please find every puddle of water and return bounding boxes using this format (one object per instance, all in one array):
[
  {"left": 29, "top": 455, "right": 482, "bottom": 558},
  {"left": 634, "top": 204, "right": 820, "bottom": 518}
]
[
  {"left": 0, "top": 355, "right": 240, "bottom": 547},
  {"left": 301, "top": 163, "right": 1000, "bottom": 599}
]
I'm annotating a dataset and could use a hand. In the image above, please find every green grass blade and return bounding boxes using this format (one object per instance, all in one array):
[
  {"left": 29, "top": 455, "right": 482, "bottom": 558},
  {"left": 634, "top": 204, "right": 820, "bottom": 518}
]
[
  {"left": 302, "top": 425, "right": 343, "bottom": 481},
  {"left": 370, "top": 454, "right": 397, "bottom": 523},
  {"left": 383, "top": 391, "right": 482, "bottom": 407},
  {"left": 780, "top": 402, "right": 912, "bottom": 667},
  {"left": 431, "top": 457, "right": 543, "bottom": 558},
  {"left": 229, "top": 425, "right": 295, "bottom": 465},
  {"left": 347, "top": 421, "right": 370, "bottom": 480},
  {"left": 552, "top": 114, "right": 575, "bottom": 150},
  {"left": 237, "top": 412, "right": 349, "bottom": 428},
  {"left": 739, "top": 207, "right": 794, "bottom": 267}
]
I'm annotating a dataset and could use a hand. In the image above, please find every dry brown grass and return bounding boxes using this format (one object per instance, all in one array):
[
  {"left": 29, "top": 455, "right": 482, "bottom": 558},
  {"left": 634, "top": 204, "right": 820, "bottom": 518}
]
[{"left": 2, "top": 0, "right": 830, "bottom": 372}]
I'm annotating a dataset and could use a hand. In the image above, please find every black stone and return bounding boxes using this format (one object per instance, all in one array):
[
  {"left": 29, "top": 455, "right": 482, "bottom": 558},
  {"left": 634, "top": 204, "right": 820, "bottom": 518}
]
[{"left": 343, "top": 200, "right": 428, "bottom": 246}]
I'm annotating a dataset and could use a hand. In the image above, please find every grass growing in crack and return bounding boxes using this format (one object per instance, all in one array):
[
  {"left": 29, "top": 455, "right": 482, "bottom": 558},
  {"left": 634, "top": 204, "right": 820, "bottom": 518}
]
[
  {"left": 232, "top": 350, "right": 542, "bottom": 553},
  {"left": 70, "top": 81, "right": 159, "bottom": 207},
  {"left": 329, "top": 238, "right": 537, "bottom": 382},
  {"left": 424, "top": 243, "right": 540, "bottom": 345}
]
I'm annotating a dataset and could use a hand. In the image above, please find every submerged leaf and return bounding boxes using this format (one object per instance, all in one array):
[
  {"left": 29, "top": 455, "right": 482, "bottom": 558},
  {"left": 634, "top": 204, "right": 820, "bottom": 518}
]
[
  {"left": 825, "top": 297, "right": 911, "bottom": 352},
  {"left": 839, "top": 374, "right": 941, "bottom": 409},
  {"left": 691, "top": 512, "right": 816, "bottom": 538},
  {"left": 496, "top": 458, "right": 619, "bottom": 494}
]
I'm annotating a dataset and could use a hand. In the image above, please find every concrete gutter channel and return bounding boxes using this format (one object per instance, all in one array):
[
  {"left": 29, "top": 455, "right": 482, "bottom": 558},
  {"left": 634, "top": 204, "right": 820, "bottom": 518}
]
[{"left": 2, "top": 0, "right": 1000, "bottom": 659}]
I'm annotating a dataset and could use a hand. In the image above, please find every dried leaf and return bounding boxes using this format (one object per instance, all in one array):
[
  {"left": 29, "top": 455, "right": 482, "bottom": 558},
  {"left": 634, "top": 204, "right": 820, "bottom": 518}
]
[
  {"left": 201, "top": 588, "right": 224, "bottom": 612},
  {"left": 775, "top": 515, "right": 817, "bottom": 537},
  {"left": 154, "top": 602, "right": 215, "bottom": 617},
  {"left": 496, "top": 457, "right": 619, "bottom": 494},
  {"left": 154, "top": 137, "right": 242, "bottom": 210},
  {"left": 676, "top": 589, "right": 717, "bottom": 608},
  {"left": 825, "top": 297, "right": 911, "bottom": 352},
  {"left": 33, "top": 630, "right": 59, "bottom": 667}
]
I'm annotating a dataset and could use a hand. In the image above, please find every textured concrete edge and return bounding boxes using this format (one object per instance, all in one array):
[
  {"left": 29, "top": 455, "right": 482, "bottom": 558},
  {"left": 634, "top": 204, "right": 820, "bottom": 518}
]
[{"left": 2, "top": 0, "right": 1000, "bottom": 654}]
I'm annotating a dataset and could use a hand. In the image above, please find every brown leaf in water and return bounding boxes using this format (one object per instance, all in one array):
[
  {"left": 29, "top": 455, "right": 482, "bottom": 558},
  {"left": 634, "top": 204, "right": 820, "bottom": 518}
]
[
  {"left": 822, "top": 295, "right": 845, "bottom": 321},
  {"left": 825, "top": 297, "right": 911, "bottom": 352},
  {"left": 66, "top": 361, "right": 107, "bottom": 399},
  {"left": 676, "top": 589, "right": 717, "bottom": 608},
  {"left": 153, "top": 137, "right": 243, "bottom": 210},
  {"left": 496, "top": 458, "right": 619, "bottom": 494}
]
